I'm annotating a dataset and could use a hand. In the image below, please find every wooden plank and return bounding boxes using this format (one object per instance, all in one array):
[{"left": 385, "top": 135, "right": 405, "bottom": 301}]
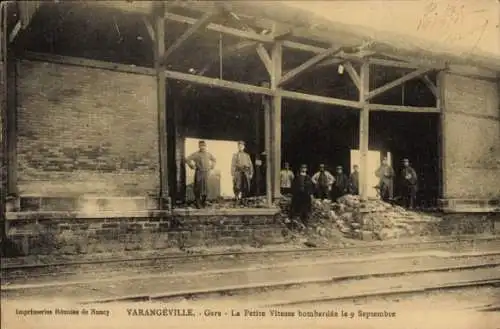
[
  {"left": 154, "top": 5, "right": 169, "bottom": 210},
  {"left": 367, "top": 104, "right": 440, "bottom": 113},
  {"left": 282, "top": 40, "right": 326, "bottom": 54},
  {"left": 279, "top": 46, "right": 343, "bottom": 86},
  {"left": 279, "top": 90, "right": 362, "bottom": 109},
  {"left": 142, "top": 17, "right": 155, "bottom": 43},
  {"left": 23, "top": 52, "right": 156, "bottom": 76},
  {"left": 368, "top": 57, "right": 424, "bottom": 69},
  {"left": 343, "top": 61, "right": 360, "bottom": 91},
  {"left": 316, "top": 57, "right": 345, "bottom": 69},
  {"left": 164, "top": 12, "right": 273, "bottom": 43},
  {"left": 164, "top": 70, "right": 273, "bottom": 96},
  {"left": 254, "top": 94, "right": 262, "bottom": 196},
  {"left": 261, "top": 83, "right": 273, "bottom": 207},
  {"left": 163, "top": 12, "right": 332, "bottom": 55},
  {"left": 359, "top": 61, "right": 370, "bottom": 199},
  {"left": 8, "top": 20, "right": 22, "bottom": 43},
  {"left": 163, "top": 10, "right": 218, "bottom": 62},
  {"left": 379, "top": 52, "right": 447, "bottom": 70},
  {"left": 271, "top": 42, "right": 283, "bottom": 200},
  {"left": 256, "top": 44, "right": 272, "bottom": 76},
  {"left": 366, "top": 68, "right": 433, "bottom": 101},
  {"left": 436, "top": 72, "right": 447, "bottom": 198},
  {"left": 420, "top": 75, "right": 438, "bottom": 97}
]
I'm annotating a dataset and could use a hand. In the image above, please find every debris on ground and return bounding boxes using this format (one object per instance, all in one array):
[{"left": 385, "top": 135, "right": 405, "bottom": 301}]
[{"left": 277, "top": 194, "right": 442, "bottom": 244}]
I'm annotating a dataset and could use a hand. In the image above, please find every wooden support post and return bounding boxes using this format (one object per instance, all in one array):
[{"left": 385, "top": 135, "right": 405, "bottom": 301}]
[
  {"left": 262, "top": 88, "right": 272, "bottom": 207},
  {"left": 1, "top": 25, "right": 7, "bottom": 243},
  {"left": 254, "top": 97, "right": 261, "bottom": 196},
  {"left": 153, "top": 5, "right": 170, "bottom": 210},
  {"left": 359, "top": 61, "right": 370, "bottom": 199},
  {"left": 271, "top": 42, "right": 283, "bottom": 201},
  {"left": 6, "top": 56, "right": 17, "bottom": 197},
  {"left": 436, "top": 72, "right": 447, "bottom": 199}
]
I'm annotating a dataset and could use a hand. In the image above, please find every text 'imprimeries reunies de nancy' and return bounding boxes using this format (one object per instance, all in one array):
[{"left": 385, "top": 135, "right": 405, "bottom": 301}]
[{"left": 126, "top": 308, "right": 397, "bottom": 319}]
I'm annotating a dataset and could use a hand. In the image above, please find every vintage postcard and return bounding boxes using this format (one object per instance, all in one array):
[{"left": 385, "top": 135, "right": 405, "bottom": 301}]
[{"left": 1, "top": 1, "right": 499, "bottom": 328}]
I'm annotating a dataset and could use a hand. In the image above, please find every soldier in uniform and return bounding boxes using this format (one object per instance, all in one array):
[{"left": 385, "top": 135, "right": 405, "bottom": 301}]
[
  {"left": 401, "top": 158, "right": 418, "bottom": 209},
  {"left": 290, "top": 164, "right": 314, "bottom": 224},
  {"left": 231, "top": 141, "right": 254, "bottom": 204},
  {"left": 349, "top": 164, "right": 360, "bottom": 195},
  {"left": 375, "top": 157, "right": 395, "bottom": 202},
  {"left": 185, "top": 140, "right": 216, "bottom": 208},
  {"left": 332, "top": 165, "right": 350, "bottom": 201}
]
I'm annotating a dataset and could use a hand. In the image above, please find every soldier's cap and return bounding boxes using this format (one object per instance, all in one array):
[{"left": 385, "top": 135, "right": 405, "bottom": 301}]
[
  {"left": 199, "top": 140, "right": 206, "bottom": 145},
  {"left": 336, "top": 165, "right": 343, "bottom": 169},
  {"left": 300, "top": 164, "right": 307, "bottom": 169},
  {"left": 402, "top": 158, "right": 409, "bottom": 162},
  {"left": 238, "top": 140, "right": 245, "bottom": 145}
]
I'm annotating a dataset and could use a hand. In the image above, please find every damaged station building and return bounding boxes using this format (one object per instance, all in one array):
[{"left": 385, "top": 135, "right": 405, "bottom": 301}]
[{"left": 1, "top": 1, "right": 499, "bottom": 255}]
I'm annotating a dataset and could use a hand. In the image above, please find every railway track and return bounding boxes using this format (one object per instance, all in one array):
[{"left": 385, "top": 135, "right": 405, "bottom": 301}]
[
  {"left": 2, "top": 235, "right": 499, "bottom": 283},
  {"left": 77, "top": 260, "right": 500, "bottom": 305}
]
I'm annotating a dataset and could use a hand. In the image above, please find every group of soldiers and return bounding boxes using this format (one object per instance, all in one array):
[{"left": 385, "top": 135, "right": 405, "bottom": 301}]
[
  {"left": 185, "top": 140, "right": 253, "bottom": 208},
  {"left": 185, "top": 140, "right": 419, "bottom": 221},
  {"left": 281, "top": 158, "right": 419, "bottom": 224}
]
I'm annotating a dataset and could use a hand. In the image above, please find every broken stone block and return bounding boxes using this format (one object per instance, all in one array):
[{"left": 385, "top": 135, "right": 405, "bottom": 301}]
[
  {"left": 351, "top": 222, "right": 361, "bottom": 229},
  {"left": 339, "top": 226, "right": 351, "bottom": 234},
  {"left": 377, "top": 228, "right": 398, "bottom": 240},
  {"left": 360, "top": 230, "right": 375, "bottom": 241}
]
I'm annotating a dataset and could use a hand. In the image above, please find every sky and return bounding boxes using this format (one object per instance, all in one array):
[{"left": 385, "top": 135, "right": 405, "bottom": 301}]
[{"left": 283, "top": 0, "right": 500, "bottom": 57}]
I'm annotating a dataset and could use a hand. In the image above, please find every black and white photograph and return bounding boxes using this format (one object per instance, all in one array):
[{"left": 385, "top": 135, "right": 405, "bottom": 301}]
[{"left": 1, "top": 1, "right": 499, "bottom": 328}]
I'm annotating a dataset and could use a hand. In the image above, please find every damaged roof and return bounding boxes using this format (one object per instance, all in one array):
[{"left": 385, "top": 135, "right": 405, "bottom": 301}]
[{"left": 48, "top": 0, "right": 500, "bottom": 74}]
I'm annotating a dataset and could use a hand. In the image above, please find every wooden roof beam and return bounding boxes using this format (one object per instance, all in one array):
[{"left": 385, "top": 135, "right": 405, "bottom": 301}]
[
  {"left": 163, "top": 11, "right": 333, "bottom": 55},
  {"left": 420, "top": 75, "right": 438, "bottom": 97},
  {"left": 367, "top": 104, "right": 440, "bottom": 113},
  {"left": 163, "top": 10, "right": 219, "bottom": 63},
  {"left": 256, "top": 44, "right": 272, "bottom": 76},
  {"left": 343, "top": 62, "right": 360, "bottom": 91},
  {"left": 366, "top": 68, "right": 434, "bottom": 101},
  {"left": 279, "top": 46, "right": 344, "bottom": 86},
  {"left": 142, "top": 17, "right": 155, "bottom": 43},
  {"left": 22, "top": 52, "right": 439, "bottom": 113},
  {"left": 220, "top": 9, "right": 273, "bottom": 77},
  {"left": 164, "top": 12, "right": 273, "bottom": 43}
]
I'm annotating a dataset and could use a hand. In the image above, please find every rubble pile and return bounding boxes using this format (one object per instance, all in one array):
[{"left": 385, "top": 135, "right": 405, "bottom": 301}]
[{"left": 280, "top": 195, "right": 442, "bottom": 242}]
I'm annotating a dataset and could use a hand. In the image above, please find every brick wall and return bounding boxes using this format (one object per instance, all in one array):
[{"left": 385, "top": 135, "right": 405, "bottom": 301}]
[
  {"left": 5, "top": 212, "right": 286, "bottom": 256},
  {"left": 16, "top": 60, "right": 159, "bottom": 197},
  {"left": 442, "top": 73, "right": 500, "bottom": 199}
]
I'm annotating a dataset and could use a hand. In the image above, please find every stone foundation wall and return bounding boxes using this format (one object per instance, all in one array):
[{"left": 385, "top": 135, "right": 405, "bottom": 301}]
[{"left": 4, "top": 211, "right": 285, "bottom": 257}]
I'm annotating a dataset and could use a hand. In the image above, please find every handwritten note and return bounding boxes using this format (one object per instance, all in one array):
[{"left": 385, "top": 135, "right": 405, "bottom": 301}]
[{"left": 417, "top": 0, "right": 491, "bottom": 53}]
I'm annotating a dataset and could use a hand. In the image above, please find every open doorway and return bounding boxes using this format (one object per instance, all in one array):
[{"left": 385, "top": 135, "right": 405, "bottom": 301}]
[
  {"left": 350, "top": 149, "right": 387, "bottom": 198},
  {"left": 184, "top": 138, "right": 239, "bottom": 200}
]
